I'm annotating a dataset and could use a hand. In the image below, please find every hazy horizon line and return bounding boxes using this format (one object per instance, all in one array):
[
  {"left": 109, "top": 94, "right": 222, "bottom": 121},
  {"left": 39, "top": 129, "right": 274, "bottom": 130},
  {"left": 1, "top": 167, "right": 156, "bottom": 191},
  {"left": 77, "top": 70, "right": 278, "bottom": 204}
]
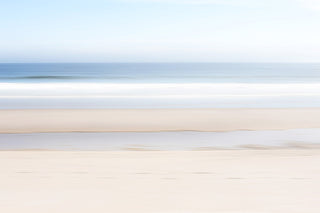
[{"left": 1, "top": 62, "right": 320, "bottom": 64}]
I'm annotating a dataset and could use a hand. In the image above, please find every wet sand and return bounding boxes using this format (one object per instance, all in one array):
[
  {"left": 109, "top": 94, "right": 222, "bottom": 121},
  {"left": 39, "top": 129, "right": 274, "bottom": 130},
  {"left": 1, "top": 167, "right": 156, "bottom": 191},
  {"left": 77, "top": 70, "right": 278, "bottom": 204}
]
[
  {"left": 1, "top": 129, "right": 320, "bottom": 150},
  {"left": 1, "top": 108, "right": 320, "bottom": 133}
]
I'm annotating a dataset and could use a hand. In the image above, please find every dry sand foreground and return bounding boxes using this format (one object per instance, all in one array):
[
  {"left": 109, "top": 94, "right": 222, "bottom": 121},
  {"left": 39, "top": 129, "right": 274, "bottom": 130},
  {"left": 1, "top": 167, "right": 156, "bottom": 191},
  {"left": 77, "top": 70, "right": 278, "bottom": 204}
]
[
  {"left": 0, "top": 150, "right": 320, "bottom": 213},
  {"left": 1, "top": 108, "right": 320, "bottom": 133}
]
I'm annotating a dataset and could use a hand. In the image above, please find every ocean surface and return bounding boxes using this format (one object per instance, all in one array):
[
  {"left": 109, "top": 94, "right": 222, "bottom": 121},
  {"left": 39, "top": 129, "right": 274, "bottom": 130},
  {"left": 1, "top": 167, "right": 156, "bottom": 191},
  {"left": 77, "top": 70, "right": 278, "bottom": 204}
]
[{"left": 1, "top": 63, "right": 320, "bottom": 109}]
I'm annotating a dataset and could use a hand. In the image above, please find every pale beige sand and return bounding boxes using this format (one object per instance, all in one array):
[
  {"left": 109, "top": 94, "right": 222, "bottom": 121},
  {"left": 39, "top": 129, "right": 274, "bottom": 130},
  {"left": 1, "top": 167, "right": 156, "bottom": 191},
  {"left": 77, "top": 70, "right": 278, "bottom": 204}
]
[
  {"left": 1, "top": 108, "right": 320, "bottom": 133},
  {"left": 0, "top": 150, "right": 319, "bottom": 213}
]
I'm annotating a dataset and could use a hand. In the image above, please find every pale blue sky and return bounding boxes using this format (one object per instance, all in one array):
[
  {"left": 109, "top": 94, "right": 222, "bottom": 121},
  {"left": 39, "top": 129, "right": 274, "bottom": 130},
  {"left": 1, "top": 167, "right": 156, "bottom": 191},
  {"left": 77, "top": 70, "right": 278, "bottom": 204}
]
[{"left": 1, "top": 0, "right": 320, "bottom": 62}]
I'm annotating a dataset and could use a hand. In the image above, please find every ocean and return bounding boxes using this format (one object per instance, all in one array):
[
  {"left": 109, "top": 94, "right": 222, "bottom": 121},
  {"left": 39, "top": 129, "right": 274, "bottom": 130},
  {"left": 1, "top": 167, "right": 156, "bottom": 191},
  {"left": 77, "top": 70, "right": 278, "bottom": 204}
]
[{"left": 1, "top": 63, "right": 320, "bottom": 109}]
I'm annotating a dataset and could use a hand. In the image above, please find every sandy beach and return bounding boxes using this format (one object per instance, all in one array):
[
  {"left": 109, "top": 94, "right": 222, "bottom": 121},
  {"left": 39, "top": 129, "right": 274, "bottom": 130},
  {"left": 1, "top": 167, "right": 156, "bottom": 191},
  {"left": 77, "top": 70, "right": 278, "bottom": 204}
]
[
  {"left": 1, "top": 108, "right": 320, "bottom": 133},
  {"left": 2, "top": 0, "right": 320, "bottom": 211},
  {"left": 1, "top": 108, "right": 320, "bottom": 212},
  {"left": 0, "top": 150, "right": 319, "bottom": 213}
]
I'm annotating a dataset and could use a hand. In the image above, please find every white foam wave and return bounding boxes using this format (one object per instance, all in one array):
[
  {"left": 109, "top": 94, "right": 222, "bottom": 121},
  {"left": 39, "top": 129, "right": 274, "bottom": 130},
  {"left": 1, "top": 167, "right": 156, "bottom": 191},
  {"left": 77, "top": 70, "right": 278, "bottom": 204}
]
[{"left": 1, "top": 83, "right": 320, "bottom": 97}]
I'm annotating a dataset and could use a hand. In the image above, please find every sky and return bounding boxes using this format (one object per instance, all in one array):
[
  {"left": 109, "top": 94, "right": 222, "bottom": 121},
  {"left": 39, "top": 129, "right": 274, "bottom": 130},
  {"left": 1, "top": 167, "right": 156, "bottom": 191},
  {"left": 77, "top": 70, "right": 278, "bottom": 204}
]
[{"left": 1, "top": 0, "right": 320, "bottom": 62}]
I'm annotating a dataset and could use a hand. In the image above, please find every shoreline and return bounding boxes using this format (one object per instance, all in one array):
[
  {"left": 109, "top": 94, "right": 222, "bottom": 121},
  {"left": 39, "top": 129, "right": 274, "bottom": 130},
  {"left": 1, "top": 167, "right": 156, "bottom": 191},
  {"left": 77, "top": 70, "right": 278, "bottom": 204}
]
[
  {"left": 1, "top": 108, "right": 320, "bottom": 133},
  {"left": 1, "top": 129, "right": 320, "bottom": 151}
]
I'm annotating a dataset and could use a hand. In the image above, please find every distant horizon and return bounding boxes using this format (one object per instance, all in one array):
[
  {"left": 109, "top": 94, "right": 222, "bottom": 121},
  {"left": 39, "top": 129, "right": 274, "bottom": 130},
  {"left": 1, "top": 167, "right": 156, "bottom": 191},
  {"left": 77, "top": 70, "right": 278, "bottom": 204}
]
[{"left": 1, "top": 62, "right": 320, "bottom": 64}]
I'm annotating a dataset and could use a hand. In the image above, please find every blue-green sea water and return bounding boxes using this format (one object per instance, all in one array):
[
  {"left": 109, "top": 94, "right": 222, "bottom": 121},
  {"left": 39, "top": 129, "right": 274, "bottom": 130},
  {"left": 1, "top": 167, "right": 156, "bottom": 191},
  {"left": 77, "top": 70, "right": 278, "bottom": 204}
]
[{"left": 0, "top": 63, "right": 320, "bottom": 108}]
